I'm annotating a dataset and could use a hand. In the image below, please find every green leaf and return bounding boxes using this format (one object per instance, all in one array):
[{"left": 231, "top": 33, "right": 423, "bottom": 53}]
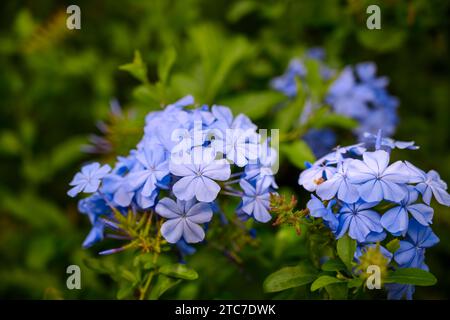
[
  {"left": 385, "top": 268, "right": 437, "bottom": 286},
  {"left": 337, "top": 235, "right": 357, "bottom": 271},
  {"left": 119, "top": 50, "right": 148, "bottom": 83},
  {"left": 321, "top": 259, "right": 346, "bottom": 272},
  {"left": 132, "top": 84, "right": 160, "bottom": 105},
  {"left": 83, "top": 258, "right": 116, "bottom": 275},
  {"left": 148, "top": 274, "right": 181, "bottom": 300},
  {"left": 311, "top": 275, "right": 343, "bottom": 291},
  {"left": 274, "top": 85, "right": 305, "bottom": 131},
  {"left": 325, "top": 282, "right": 348, "bottom": 299},
  {"left": 357, "top": 29, "right": 407, "bottom": 53},
  {"left": 281, "top": 140, "right": 315, "bottom": 169},
  {"left": 221, "top": 91, "right": 285, "bottom": 120},
  {"left": 0, "top": 130, "right": 21, "bottom": 155},
  {"left": 347, "top": 277, "right": 364, "bottom": 289},
  {"left": 263, "top": 261, "right": 318, "bottom": 293},
  {"left": 311, "top": 110, "right": 358, "bottom": 130},
  {"left": 159, "top": 264, "right": 198, "bottom": 280},
  {"left": 227, "top": 0, "right": 258, "bottom": 22},
  {"left": 304, "top": 59, "right": 324, "bottom": 99},
  {"left": 117, "top": 283, "right": 134, "bottom": 299},
  {"left": 386, "top": 239, "right": 401, "bottom": 254},
  {"left": 158, "top": 47, "right": 176, "bottom": 85}
]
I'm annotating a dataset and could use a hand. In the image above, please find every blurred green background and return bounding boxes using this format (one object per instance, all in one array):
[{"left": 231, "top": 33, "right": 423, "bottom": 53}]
[{"left": 0, "top": 0, "right": 448, "bottom": 299}]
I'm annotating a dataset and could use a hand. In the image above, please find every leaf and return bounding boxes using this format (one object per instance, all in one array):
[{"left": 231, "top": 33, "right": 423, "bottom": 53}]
[
  {"left": 321, "top": 259, "right": 346, "bottom": 272},
  {"left": 220, "top": 91, "right": 285, "bottom": 120},
  {"left": 157, "top": 47, "right": 176, "bottom": 85},
  {"left": 337, "top": 235, "right": 357, "bottom": 271},
  {"left": 0, "top": 191, "right": 69, "bottom": 229},
  {"left": 274, "top": 87, "right": 305, "bottom": 132},
  {"left": 281, "top": 140, "right": 315, "bottom": 169},
  {"left": 357, "top": 29, "right": 407, "bottom": 53},
  {"left": 385, "top": 268, "right": 437, "bottom": 286},
  {"left": 117, "top": 283, "right": 134, "bottom": 299},
  {"left": 148, "top": 274, "right": 181, "bottom": 300},
  {"left": 0, "top": 130, "right": 21, "bottom": 155},
  {"left": 386, "top": 239, "right": 401, "bottom": 254},
  {"left": 311, "top": 110, "right": 358, "bottom": 130},
  {"left": 159, "top": 264, "right": 198, "bottom": 280},
  {"left": 263, "top": 261, "right": 318, "bottom": 293},
  {"left": 347, "top": 277, "right": 364, "bottom": 289},
  {"left": 311, "top": 275, "right": 343, "bottom": 291},
  {"left": 325, "top": 282, "right": 348, "bottom": 299},
  {"left": 119, "top": 50, "right": 148, "bottom": 83},
  {"left": 227, "top": 0, "right": 258, "bottom": 22},
  {"left": 83, "top": 258, "right": 116, "bottom": 275}
]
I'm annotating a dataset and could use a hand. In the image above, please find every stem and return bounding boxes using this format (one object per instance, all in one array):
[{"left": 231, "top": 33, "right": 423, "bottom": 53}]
[
  {"left": 139, "top": 271, "right": 155, "bottom": 300},
  {"left": 138, "top": 218, "right": 162, "bottom": 300},
  {"left": 224, "top": 178, "right": 241, "bottom": 185}
]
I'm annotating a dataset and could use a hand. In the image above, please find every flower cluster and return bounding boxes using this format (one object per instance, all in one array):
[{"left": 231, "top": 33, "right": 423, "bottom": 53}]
[
  {"left": 271, "top": 49, "right": 398, "bottom": 157},
  {"left": 298, "top": 131, "right": 450, "bottom": 299},
  {"left": 326, "top": 62, "right": 399, "bottom": 139},
  {"left": 68, "top": 95, "right": 278, "bottom": 250}
]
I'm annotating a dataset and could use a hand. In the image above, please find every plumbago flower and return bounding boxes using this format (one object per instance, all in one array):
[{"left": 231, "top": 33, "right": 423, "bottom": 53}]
[
  {"left": 68, "top": 95, "right": 278, "bottom": 257},
  {"left": 272, "top": 49, "right": 398, "bottom": 158},
  {"left": 298, "top": 130, "right": 450, "bottom": 299}
]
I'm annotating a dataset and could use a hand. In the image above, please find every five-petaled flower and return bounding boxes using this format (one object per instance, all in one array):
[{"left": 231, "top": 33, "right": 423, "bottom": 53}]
[
  {"left": 348, "top": 150, "right": 409, "bottom": 203},
  {"left": 68, "top": 162, "right": 111, "bottom": 197},
  {"left": 170, "top": 147, "right": 231, "bottom": 202},
  {"left": 155, "top": 197, "right": 213, "bottom": 243},
  {"left": 239, "top": 179, "right": 272, "bottom": 223},
  {"left": 381, "top": 187, "right": 433, "bottom": 236},
  {"left": 336, "top": 201, "right": 383, "bottom": 242}
]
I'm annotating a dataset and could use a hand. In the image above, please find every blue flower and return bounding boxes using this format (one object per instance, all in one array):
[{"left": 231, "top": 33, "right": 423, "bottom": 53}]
[
  {"left": 298, "top": 159, "right": 337, "bottom": 192},
  {"left": 386, "top": 283, "right": 415, "bottom": 300},
  {"left": 244, "top": 140, "right": 278, "bottom": 190},
  {"left": 101, "top": 173, "right": 134, "bottom": 207},
  {"left": 155, "top": 197, "right": 213, "bottom": 243},
  {"left": 211, "top": 105, "right": 257, "bottom": 132},
  {"left": 77, "top": 193, "right": 112, "bottom": 248},
  {"left": 239, "top": 179, "right": 272, "bottom": 223},
  {"left": 327, "top": 66, "right": 374, "bottom": 119},
  {"left": 316, "top": 159, "right": 359, "bottom": 203},
  {"left": 306, "top": 195, "right": 338, "bottom": 232},
  {"left": 212, "top": 128, "right": 259, "bottom": 167},
  {"left": 336, "top": 201, "right": 383, "bottom": 242},
  {"left": 415, "top": 170, "right": 450, "bottom": 206},
  {"left": 394, "top": 219, "right": 439, "bottom": 269},
  {"left": 347, "top": 150, "right": 409, "bottom": 203},
  {"left": 326, "top": 63, "right": 398, "bottom": 140},
  {"left": 127, "top": 141, "right": 169, "bottom": 197},
  {"left": 68, "top": 162, "right": 111, "bottom": 197},
  {"left": 362, "top": 132, "right": 419, "bottom": 152},
  {"left": 270, "top": 59, "right": 306, "bottom": 97},
  {"left": 303, "top": 128, "right": 337, "bottom": 159},
  {"left": 381, "top": 187, "right": 433, "bottom": 236},
  {"left": 170, "top": 147, "right": 231, "bottom": 202}
]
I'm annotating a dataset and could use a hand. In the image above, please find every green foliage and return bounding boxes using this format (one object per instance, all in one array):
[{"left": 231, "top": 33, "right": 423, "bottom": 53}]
[
  {"left": 281, "top": 140, "right": 315, "bottom": 169},
  {"left": 263, "top": 261, "right": 318, "bottom": 293},
  {"left": 311, "top": 275, "right": 344, "bottom": 292},
  {"left": 386, "top": 268, "right": 437, "bottom": 286},
  {"left": 336, "top": 235, "right": 357, "bottom": 271},
  {"left": 159, "top": 264, "right": 199, "bottom": 281}
]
